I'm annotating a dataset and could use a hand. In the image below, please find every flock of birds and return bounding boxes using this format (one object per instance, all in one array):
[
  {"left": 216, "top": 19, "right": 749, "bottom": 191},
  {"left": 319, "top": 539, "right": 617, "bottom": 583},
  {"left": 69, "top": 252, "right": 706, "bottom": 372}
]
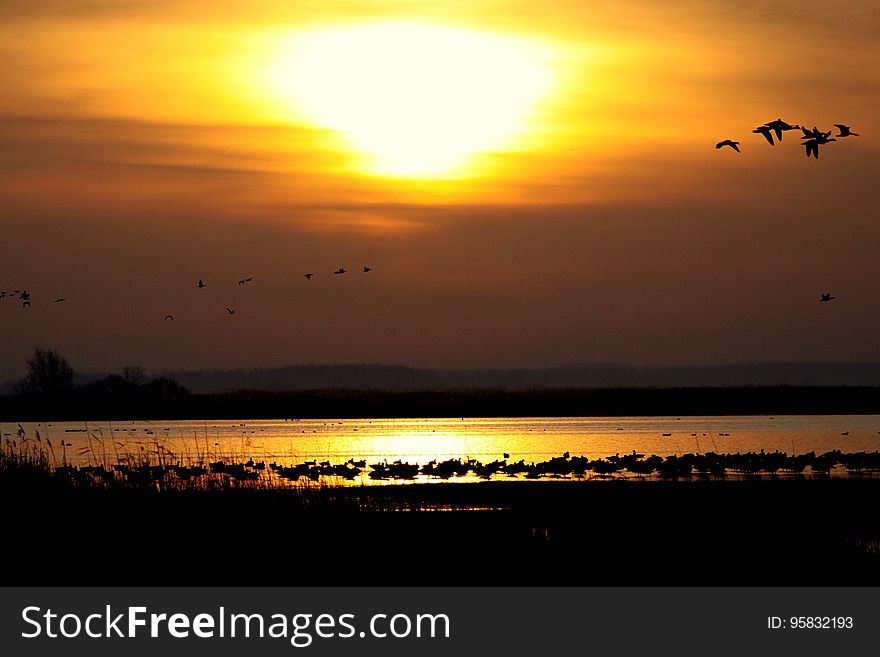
[
  {"left": 713, "top": 115, "right": 861, "bottom": 303},
  {"left": 0, "top": 289, "right": 68, "bottom": 308},
  {"left": 2, "top": 266, "right": 375, "bottom": 320},
  {"left": 716, "top": 118, "right": 860, "bottom": 159},
  {"left": 48, "top": 449, "right": 880, "bottom": 486},
  {"left": 2, "top": 265, "right": 838, "bottom": 315},
  {"left": 3, "top": 119, "right": 862, "bottom": 317}
]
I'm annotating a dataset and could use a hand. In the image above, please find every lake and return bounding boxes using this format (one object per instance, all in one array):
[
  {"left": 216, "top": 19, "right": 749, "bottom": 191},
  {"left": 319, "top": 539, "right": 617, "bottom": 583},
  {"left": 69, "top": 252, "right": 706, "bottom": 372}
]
[{"left": 8, "top": 416, "right": 880, "bottom": 478}]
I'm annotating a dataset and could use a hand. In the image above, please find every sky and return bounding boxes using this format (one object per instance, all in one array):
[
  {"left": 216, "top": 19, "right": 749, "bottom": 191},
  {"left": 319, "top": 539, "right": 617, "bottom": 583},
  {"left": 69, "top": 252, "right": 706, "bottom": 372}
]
[{"left": 1, "top": 0, "right": 879, "bottom": 379}]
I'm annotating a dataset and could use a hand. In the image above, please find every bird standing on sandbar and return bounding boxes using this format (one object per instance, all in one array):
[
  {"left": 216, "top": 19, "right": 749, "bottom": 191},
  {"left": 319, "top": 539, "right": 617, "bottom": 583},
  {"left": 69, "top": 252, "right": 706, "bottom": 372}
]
[
  {"left": 198, "top": 280, "right": 206, "bottom": 288},
  {"left": 715, "top": 140, "right": 740, "bottom": 152},
  {"left": 304, "top": 273, "right": 315, "bottom": 280},
  {"left": 363, "top": 266, "right": 373, "bottom": 272},
  {"left": 334, "top": 268, "right": 346, "bottom": 275}
]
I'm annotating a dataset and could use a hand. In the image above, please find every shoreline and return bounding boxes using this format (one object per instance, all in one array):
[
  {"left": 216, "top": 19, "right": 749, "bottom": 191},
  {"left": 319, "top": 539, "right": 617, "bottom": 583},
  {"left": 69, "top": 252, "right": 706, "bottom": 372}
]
[{"left": 5, "top": 385, "right": 880, "bottom": 421}]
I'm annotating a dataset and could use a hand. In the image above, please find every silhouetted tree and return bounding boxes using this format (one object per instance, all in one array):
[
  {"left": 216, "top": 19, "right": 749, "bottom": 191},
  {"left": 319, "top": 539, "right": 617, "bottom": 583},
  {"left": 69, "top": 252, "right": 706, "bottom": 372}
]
[
  {"left": 145, "top": 376, "right": 189, "bottom": 398},
  {"left": 121, "top": 365, "right": 147, "bottom": 387},
  {"left": 18, "top": 348, "right": 76, "bottom": 397}
]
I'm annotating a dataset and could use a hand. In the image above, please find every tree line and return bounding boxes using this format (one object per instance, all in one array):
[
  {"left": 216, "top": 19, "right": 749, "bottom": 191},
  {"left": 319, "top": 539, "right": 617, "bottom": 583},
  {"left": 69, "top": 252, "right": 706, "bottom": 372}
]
[{"left": 9, "top": 348, "right": 188, "bottom": 415}]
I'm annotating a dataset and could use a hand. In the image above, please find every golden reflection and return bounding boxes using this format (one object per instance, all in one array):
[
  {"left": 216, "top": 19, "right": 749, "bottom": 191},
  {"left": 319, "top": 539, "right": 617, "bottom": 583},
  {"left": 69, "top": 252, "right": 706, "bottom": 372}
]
[{"left": 259, "top": 22, "right": 558, "bottom": 178}]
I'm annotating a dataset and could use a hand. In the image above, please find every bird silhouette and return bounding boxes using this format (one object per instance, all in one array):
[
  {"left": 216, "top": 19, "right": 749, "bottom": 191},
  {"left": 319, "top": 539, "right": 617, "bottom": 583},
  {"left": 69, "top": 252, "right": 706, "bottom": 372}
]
[
  {"left": 715, "top": 140, "right": 740, "bottom": 152},
  {"left": 834, "top": 124, "right": 859, "bottom": 137},
  {"left": 753, "top": 125, "right": 775, "bottom": 145},
  {"left": 54, "top": 298, "right": 66, "bottom": 303},
  {"left": 226, "top": 307, "right": 236, "bottom": 314},
  {"left": 333, "top": 268, "right": 346, "bottom": 275},
  {"left": 164, "top": 314, "right": 174, "bottom": 320},
  {"left": 802, "top": 135, "right": 836, "bottom": 159},
  {"left": 238, "top": 277, "right": 254, "bottom": 285},
  {"left": 198, "top": 279, "right": 206, "bottom": 288},
  {"left": 363, "top": 266, "right": 373, "bottom": 272},
  {"left": 764, "top": 118, "right": 800, "bottom": 141},
  {"left": 819, "top": 292, "right": 835, "bottom": 302},
  {"left": 801, "top": 126, "right": 831, "bottom": 140},
  {"left": 304, "top": 273, "right": 315, "bottom": 280}
]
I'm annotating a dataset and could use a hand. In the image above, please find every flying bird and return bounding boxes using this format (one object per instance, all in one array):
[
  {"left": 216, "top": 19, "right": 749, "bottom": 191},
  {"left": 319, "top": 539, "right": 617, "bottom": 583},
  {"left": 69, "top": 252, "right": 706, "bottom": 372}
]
[
  {"left": 753, "top": 125, "right": 775, "bottom": 145},
  {"left": 333, "top": 268, "right": 346, "bottom": 275},
  {"left": 363, "top": 266, "right": 373, "bottom": 272},
  {"left": 834, "top": 124, "right": 859, "bottom": 137},
  {"left": 803, "top": 135, "right": 836, "bottom": 159},
  {"left": 819, "top": 293, "right": 835, "bottom": 302},
  {"left": 198, "top": 280, "right": 206, "bottom": 288},
  {"left": 54, "top": 298, "right": 66, "bottom": 303},
  {"left": 764, "top": 118, "right": 800, "bottom": 141},
  {"left": 304, "top": 273, "right": 315, "bottom": 280},
  {"left": 226, "top": 307, "right": 236, "bottom": 315},
  {"left": 238, "top": 277, "right": 254, "bottom": 285},
  {"left": 164, "top": 314, "right": 174, "bottom": 320},
  {"left": 801, "top": 126, "right": 831, "bottom": 140},
  {"left": 715, "top": 140, "right": 740, "bottom": 152}
]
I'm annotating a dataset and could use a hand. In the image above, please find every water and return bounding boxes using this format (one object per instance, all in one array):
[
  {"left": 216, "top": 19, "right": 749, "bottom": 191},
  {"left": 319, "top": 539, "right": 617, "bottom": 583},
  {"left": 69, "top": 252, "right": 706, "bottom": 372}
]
[{"left": 8, "top": 415, "right": 880, "bottom": 470}]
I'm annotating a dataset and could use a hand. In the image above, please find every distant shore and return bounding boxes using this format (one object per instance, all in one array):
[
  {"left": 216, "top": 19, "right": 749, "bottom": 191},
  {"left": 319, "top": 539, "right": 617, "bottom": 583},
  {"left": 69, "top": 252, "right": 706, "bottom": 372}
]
[{"left": 3, "top": 385, "right": 880, "bottom": 421}]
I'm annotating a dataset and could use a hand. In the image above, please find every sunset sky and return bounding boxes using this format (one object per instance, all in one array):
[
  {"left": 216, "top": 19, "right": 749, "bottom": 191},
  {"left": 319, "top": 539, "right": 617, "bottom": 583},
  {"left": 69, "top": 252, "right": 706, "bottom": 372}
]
[{"left": 1, "top": 0, "right": 878, "bottom": 379}]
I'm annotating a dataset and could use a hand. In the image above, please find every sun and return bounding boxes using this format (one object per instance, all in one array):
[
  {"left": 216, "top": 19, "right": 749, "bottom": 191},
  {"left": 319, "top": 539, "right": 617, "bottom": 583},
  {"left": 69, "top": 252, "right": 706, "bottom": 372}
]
[{"left": 261, "top": 22, "right": 556, "bottom": 178}]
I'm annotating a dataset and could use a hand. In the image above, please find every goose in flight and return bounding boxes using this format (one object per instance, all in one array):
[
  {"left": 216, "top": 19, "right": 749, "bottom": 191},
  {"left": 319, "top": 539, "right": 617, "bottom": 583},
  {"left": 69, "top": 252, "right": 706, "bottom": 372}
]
[
  {"left": 764, "top": 118, "right": 800, "bottom": 142},
  {"left": 198, "top": 279, "right": 206, "bottom": 288},
  {"left": 304, "top": 273, "right": 315, "bottom": 280},
  {"left": 238, "top": 277, "right": 254, "bottom": 285},
  {"left": 164, "top": 314, "right": 174, "bottom": 320},
  {"left": 803, "top": 135, "right": 836, "bottom": 159},
  {"left": 753, "top": 125, "right": 775, "bottom": 145},
  {"left": 226, "top": 307, "right": 236, "bottom": 315},
  {"left": 819, "top": 292, "right": 835, "bottom": 302},
  {"left": 715, "top": 140, "right": 740, "bottom": 152},
  {"left": 834, "top": 124, "right": 859, "bottom": 137},
  {"left": 801, "top": 126, "right": 831, "bottom": 140},
  {"left": 333, "top": 268, "right": 346, "bottom": 275},
  {"left": 363, "top": 266, "right": 373, "bottom": 272}
]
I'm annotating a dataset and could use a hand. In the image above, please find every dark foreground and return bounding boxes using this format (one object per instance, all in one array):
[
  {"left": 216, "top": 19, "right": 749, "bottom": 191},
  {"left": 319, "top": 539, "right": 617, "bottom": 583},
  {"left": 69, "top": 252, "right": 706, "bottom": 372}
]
[{"left": 7, "top": 476, "right": 879, "bottom": 586}]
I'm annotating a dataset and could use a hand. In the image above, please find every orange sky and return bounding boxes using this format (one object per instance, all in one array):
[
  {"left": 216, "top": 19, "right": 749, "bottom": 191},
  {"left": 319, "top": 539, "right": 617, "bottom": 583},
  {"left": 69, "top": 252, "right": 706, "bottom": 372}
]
[{"left": 1, "top": 0, "right": 879, "bottom": 378}]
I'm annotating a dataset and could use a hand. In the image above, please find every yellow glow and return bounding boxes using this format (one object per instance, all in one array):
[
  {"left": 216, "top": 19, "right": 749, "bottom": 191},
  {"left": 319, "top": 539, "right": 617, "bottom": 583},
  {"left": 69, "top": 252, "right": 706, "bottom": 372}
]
[{"left": 261, "top": 22, "right": 556, "bottom": 178}]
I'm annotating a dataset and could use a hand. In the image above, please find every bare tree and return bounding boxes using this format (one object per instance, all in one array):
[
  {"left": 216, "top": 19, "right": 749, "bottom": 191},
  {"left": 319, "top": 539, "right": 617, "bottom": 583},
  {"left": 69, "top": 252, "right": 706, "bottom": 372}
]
[
  {"left": 121, "top": 365, "right": 147, "bottom": 387},
  {"left": 19, "top": 348, "right": 76, "bottom": 397}
]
